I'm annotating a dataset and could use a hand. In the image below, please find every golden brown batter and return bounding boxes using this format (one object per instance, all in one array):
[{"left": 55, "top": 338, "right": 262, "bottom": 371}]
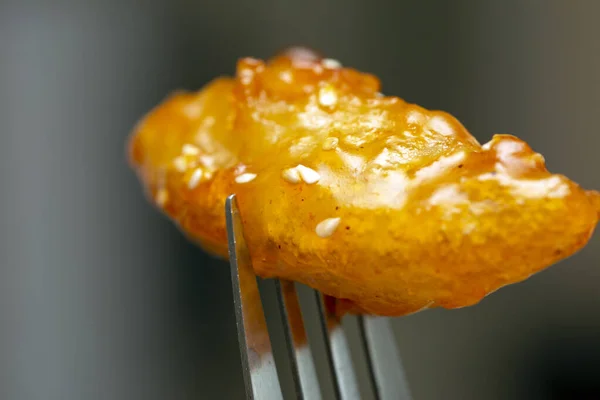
[{"left": 129, "top": 49, "right": 599, "bottom": 316}]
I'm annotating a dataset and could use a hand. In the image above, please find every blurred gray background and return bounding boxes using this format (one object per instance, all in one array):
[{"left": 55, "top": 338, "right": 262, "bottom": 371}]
[{"left": 1, "top": 1, "right": 599, "bottom": 399}]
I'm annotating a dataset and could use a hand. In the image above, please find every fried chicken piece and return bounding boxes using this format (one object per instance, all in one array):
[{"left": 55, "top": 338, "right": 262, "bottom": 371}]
[{"left": 129, "top": 49, "right": 599, "bottom": 316}]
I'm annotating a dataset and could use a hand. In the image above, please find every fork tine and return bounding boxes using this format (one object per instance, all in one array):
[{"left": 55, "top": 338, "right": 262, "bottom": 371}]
[
  {"left": 226, "top": 194, "right": 283, "bottom": 400},
  {"left": 275, "top": 280, "right": 322, "bottom": 400},
  {"left": 358, "top": 316, "right": 412, "bottom": 400},
  {"left": 315, "top": 293, "right": 361, "bottom": 400}
]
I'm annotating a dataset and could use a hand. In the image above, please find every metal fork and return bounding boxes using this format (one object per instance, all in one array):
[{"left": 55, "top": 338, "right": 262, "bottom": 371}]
[{"left": 226, "top": 194, "right": 412, "bottom": 400}]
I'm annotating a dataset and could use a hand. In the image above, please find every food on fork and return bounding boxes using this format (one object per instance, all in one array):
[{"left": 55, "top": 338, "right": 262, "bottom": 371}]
[{"left": 128, "top": 47, "right": 600, "bottom": 317}]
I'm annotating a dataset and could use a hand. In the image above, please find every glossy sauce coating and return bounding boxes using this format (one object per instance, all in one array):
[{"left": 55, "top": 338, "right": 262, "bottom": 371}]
[{"left": 129, "top": 50, "right": 600, "bottom": 316}]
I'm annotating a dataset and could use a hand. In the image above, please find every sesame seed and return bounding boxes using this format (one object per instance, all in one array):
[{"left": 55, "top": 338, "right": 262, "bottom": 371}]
[
  {"left": 239, "top": 69, "right": 254, "bottom": 85},
  {"left": 318, "top": 84, "right": 338, "bottom": 107},
  {"left": 427, "top": 116, "right": 454, "bottom": 136},
  {"left": 182, "top": 143, "right": 200, "bottom": 156},
  {"left": 155, "top": 189, "right": 168, "bottom": 206},
  {"left": 322, "top": 137, "right": 339, "bottom": 151},
  {"left": 182, "top": 103, "right": 202, "bottom": 118},
  {"left": 282, "top": 167, "right": 301, "bottom": 183},
  {"left": 406, "top": 110, "right": 424, "bottom": 125},
  {"left": 173, "top": 156, "right": 188, "bottom": 172},
  {"left": 280, "top": 70, "right": 293, "bottom": 83},
  {"left": 188, "top": 168, "right": 203, "bottom": 189},
  {"left": 322, "top": 58, "right": 342, "bottom": 69},
  {"left": 199, "top": 155, "right": 216, "bottom": 169},
  {"left": 235, "top": 173, "right": 257, "bottom": 184},
  {"left": 296, "top": 164, "right": 320, "bottom": 184},
  {"left": 315, "top": 217, "right": 341, "bottom": 238}
]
